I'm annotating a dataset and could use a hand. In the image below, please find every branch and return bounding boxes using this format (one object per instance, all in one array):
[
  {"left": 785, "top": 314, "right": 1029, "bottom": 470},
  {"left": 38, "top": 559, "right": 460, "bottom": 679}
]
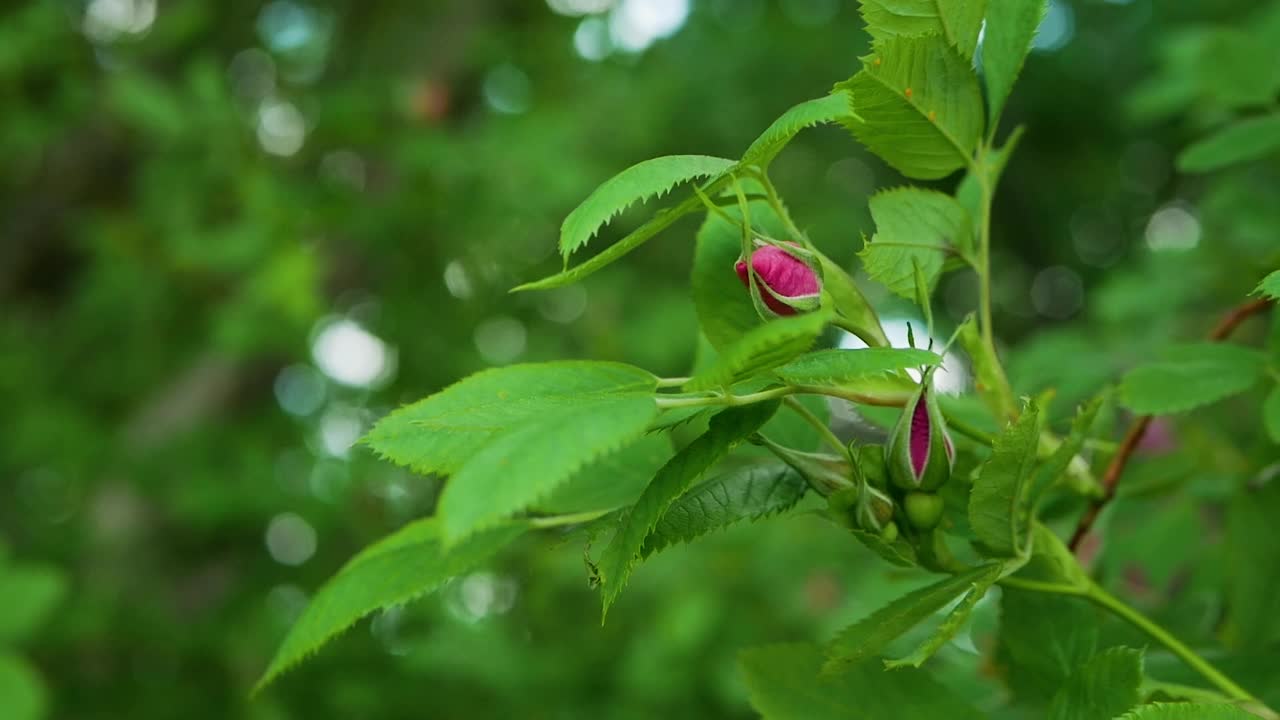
[{"left": 1068, "top": 296, "right": 1275, "bottom": 552}]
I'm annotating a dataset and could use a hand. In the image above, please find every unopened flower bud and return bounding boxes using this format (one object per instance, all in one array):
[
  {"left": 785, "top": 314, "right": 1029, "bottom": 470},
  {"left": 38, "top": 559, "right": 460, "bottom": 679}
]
[
  {"left": 735, "top": 241, "right": 822, "bottom": 316},
  {"left": 886, "top": 370, "right": 954, "bottom": 492}
]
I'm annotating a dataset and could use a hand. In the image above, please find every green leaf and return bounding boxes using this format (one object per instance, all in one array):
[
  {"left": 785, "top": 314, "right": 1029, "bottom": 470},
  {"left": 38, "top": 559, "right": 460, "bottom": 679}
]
[
  {"left": 813, "top": 249, "right": 890, "bottom": 347},
  {"left": 1047, "top": 646, "right": 1144, "bottom": 720},
  {"left": 535, "top": 433, "right": 674, "bottom": 514},
  {"left": 597, "top": 402, "right": 779, "bottom": 618},
  {"left": 823, "top": 563, "right": 1001, "bottom": 672},
  {"left": 691, "top": 199, "right": 790, "bottom": 350},
  {"left": 839, "top": 35, "right": 984, "bottom": 179},
  {"left": 559, "top": 155, "right": 735, "bottom": 259},
  {"left": 0, "top": 564, "right": 66, "bottom": 644},
  {"left": 1265, "top": 384, "right": 1280, "bottom": 444},
  {"left": 685, "top": 310, "right": 832, "bottom": 391},
  {"left": 740, "top": 643, "right": 985, "bottom": 720},
  {"left": 1016, "top": 522, "right": 1090, "bottom": 589},
  {"left": 970, "top": 402, "right": 1040, "bottom": 557},
  {"left": 773, "top": 348, "right": 939, "bottom": 385},
  {"left": 956, "top": 126, "right": 1024, "bottom": 231},
  {"left": 860, "top": 188, "right": 972, "bottom": 298},
  {"left": 849, "top": 528, "right": 917, "bottom": 567},
  {"left": 998, "top": 588, "right": 1102, "bottom": 705},
  {"left": 1178, "top": 114, "right": 1280, "bottom": 173},
  {"left": 1225, "top": 477, "right": 1280, "bottom": 649},
  {"left": 642, "top": 464, "right": 807, "bottom": 557},
  {"left": 0, "top": 654, "right": 46, "bottom": 720},
  {"left": 1256, "top": 270, "right": 1280, "bottom": 301},
  {"left": 860, "top": 0, "right": 987, "bottom": 59},
  {"left": 884, "top": 563, "right": 1002, "bottom": 668},
  {"left": 913, "top": 258, "right": 935, "bottom": 333},
  {"left": 1117, "top": 705, "right": 1260, "bottom": 720},
  {"left": 439, "top": 395, "right": 658, "bottom": 542},
  {"left": 256, "top": 519, "right": 524, "bottom": 691},
  {"left": 363, "top": 362, "right": 656, "bottom": 476},
  {"left": 1120, "top": 344, "right": 1268, "bottom": 415},
  {"left": 515, "top": 191, "right": 706, "bottom": 291},
  {"left": 740, "top": 93, "right": 854, "bottom": 168},
  {"left": 1027, "top": 393, "right": 1106, "bottom": 509},
  {"left": 983, "top": 0, "right": 1049, "bottom": 123},
  {"left": 957, "top": 315, "right": 1018, "bottom": 422}
]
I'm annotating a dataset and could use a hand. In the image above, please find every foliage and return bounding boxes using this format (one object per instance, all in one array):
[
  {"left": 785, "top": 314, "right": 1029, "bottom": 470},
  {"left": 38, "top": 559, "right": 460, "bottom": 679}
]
[{"left": 6, "top": 1, "right": 1280, "bottom": 718}]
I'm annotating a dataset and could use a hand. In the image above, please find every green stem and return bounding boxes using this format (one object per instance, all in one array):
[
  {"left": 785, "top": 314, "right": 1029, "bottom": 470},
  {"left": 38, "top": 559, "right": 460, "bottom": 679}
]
[
  {"left": 656, "top": 376, "right": 692, "bottom": 388},
  {"left": 784, "top": 396, "right": 848, "bottom": 459},
  {"left": 527, "top": 509, "right": 611, "bottom": 528},
  {"left": 1084, "top": 581, "right": 1263, "bottom": 706},
  {"left": 654, "top": 385, "right": 795, "bottom": 410},
  {"left": 976, "top": 167, "right": 995, "bottom": 349},
  {"left": 940, "top": 409, "right": 996, "bottom": 447}
]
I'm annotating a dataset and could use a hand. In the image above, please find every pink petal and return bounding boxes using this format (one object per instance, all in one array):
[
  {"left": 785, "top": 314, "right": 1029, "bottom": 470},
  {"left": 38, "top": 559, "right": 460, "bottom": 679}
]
[{"left": 909, "top": 393, "right": 930, "bottom": 478}]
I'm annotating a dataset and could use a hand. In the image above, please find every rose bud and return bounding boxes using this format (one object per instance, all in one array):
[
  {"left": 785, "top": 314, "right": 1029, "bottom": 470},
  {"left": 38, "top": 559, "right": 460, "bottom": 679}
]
[
  {"left": 734, "top": 241, "right": 822, "bottom": 316},
  {"left": 885, "top": 369, "right": 954, "bottom": 492}
]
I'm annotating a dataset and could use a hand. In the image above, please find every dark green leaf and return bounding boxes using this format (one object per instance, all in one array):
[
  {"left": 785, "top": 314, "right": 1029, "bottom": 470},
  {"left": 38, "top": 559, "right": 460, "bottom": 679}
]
[
  {"left": 642, "top": 464, "right": 806, "bottom": 557},
  {"left": 773, "top": 348, "right": 939, "bottom": 386},
  {"left": 813, "top": 249, "right": 890, "bottom": 347},
  {"left": 824, "top": 563, "right": 1001, "bottom": 672},
  {"left": 740, "top": 93, "right": 854, "bottom": 168},
  {"left": 999, "top": 588, "right": 1101, "bottom": 705},
  {"left": 535, "top": 433, "right": 674, "bottom": 515},
  {"left": 1265, "top": 384, "right": 1280, "bottom": 444},
  {"left": 1117, "top": 704, "right": 1259, "bottom": 720},
  {"left": 598, "top": 402, "right": 779, "bottom": 618},
  {"left": 860, "top": 0, "right": 987, "bottom": 59},
  {"left": 957, "top": 315, "right": 1018, "bottom": 422},
  {"left": 741, "top": 643, "right": 985, "bottom": 720},
  {"left": 1256, "top": 270, "right": 1280, "bottom": 301},
  {"left": 884, "top": 563, "right": 1002, "bottom": 668}
]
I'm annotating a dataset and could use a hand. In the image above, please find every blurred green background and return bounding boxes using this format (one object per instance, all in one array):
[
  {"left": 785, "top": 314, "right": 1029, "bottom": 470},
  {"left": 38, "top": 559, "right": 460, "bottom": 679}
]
[{"left": 3, "top": 0, "right": 1279, "bottom": 718}]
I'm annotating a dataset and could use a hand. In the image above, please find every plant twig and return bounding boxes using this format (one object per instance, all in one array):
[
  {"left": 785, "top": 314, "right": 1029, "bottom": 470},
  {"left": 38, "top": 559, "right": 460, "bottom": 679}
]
[{"left": 1068, "top": 297, "right": 1274, "bottom": 552}]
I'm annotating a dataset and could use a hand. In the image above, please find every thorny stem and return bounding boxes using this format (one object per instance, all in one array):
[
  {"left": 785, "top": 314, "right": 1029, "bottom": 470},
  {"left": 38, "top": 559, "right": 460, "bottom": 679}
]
[{"left": 1068, "top": 296, "right": 1275, "bottom": 552}]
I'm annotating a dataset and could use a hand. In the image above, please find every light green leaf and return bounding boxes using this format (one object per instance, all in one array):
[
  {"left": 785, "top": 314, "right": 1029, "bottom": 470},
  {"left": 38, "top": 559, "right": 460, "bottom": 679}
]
[
  {"left": 0, "top": 564, "right": 66, "bottom": 644},
  {"left": 256, "top": 519, "right": 524, "bottom": 691},
  {"left": 559, "top": 155, "right": 734, "bottom": 258},
  {"left": 439, "top": 395, "right": 658, "bottom": 542},
  {"left": 1256, "top": 270, "right": 1280, "bottom": 301},
  {"left": 598, "top": 402, "right": 779, "bottom": 618},
  {"left": 957, "top": 315, "right": 1018, "bottom": 421},
  {"left": 363, "top": 362, "right": 656, "bottom": 476},
  {"left": 535, "top": 433, "right": 674, "bottom": 515},
  {"left": 741, "top": 643, "right": 985, "bottom": 720},
  {"left": 515, "top": 191, "right": 706, "bottom": 291},
  {"left": 691, "top": 199, "right": 790, "bottom": 350},
  {"left": 1265, "top": 385, "right": 1280, "bottom": 444},
  {"left": 824, "top": 563, "right": 1001, "bottom": 672},
  {"left": 642, "top": 464, "right": 806, "bottom": 557},
  {"left": 0, "top": 654, "right": 46, "bottom": 720},
  {"left": 860, "top": 188, "right": 972, "bottom": 298},
  {"left": 1047, "top": 646, "right": 1144, "bottom": 720},
  {"left": 740, "top": 93, "right": 854, "bottom": 168},
  {"left": 1178, "top": 114, "right": 1280, "bottom": 173},
  {"left": 1120, "top": 344, "right": 1268, "bottom": 415},
  {"left": 1016, "top": 522, "right": 1090, "bottom": 590},
  {"left": 860, "top": 0, "right": 987, "bottom": 59},
  {"left": 774, "top": 348, "right": 939, "bottom": 385},
  {"left": 884, "top": 564, "right": 1002, "bottom": 668},
  {"left": 813, "top": 249, "right": 890, "bottom": 347},
  {"left": 1225, "top": 477, "right": 1280, "bottom": 649},
  {"left": 983, "top": 0, "right": 1049, "bottom": 124},
  {"left": 839, "top": 35, "right": 984, "bottom": 179},
  {"left": 970, "top": 402, "right": 1040, "bottom": 556},
  {"left": 685, "top": 310, "right": 832, "bottom": 391},
  {"left": 1117, "top": 704, "right": 1260, "bottom": 720}
]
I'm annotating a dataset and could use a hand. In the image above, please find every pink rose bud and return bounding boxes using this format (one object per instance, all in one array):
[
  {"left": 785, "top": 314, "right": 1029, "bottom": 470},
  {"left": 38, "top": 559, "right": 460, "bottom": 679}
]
[{"left": 734, "top": 243, "right": 822, "bottom": 316}]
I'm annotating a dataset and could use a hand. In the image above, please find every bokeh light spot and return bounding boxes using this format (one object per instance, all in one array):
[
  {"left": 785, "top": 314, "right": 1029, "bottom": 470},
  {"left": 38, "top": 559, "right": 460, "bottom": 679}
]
[{"left": 265, "top": 512, "right": 317, "bottom": 566}]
